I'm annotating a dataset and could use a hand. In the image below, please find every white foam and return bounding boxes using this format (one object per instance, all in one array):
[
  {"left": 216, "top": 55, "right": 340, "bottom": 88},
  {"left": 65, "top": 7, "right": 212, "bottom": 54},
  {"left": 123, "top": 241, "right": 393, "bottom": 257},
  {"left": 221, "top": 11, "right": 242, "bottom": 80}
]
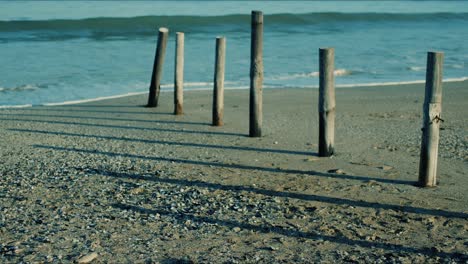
[
  {"left": 42, "top": 91, "right": 146, "bottom": 106},
  {"left": 270, "top": 69, "right": 352, "bottom": 81},
  {"left": 334, "top": 69, "right": 352, "bottom": 76},
  {"left": 161, "top": 81, "right": 241, "bottom": 89},
  {"left": 3, "top": 77, "right": 466, "bottom": 108},
  {"left": 444, "top": 77, "right": 468, "bottom": 82},
  {"left": 408, "top": 66, "right": 425, "bottom": 71},
  {"left": 0, "top": 104, "right": 33, "bottom": 109},
  {"left": 336, "top": 77, "right": 468, "bottom": 88},
  {"left": 448, "top": 64, "right": 464, "bottom": 69},
  {"left": 0, "top": 84, "right": 39, "bottom": 92}
]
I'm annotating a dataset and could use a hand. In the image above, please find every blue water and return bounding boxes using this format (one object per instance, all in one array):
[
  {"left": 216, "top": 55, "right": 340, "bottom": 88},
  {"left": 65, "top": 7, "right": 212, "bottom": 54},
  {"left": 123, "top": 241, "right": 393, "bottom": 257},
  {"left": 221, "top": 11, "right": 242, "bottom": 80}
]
[{"left": 0, "top": 1, "right": 467, "bottom": 106}]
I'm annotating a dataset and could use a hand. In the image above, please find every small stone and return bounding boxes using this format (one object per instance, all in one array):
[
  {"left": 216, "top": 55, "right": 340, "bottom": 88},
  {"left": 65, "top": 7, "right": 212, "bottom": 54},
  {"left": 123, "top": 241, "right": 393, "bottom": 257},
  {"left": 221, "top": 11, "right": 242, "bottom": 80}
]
[
  {"left": 130, "top": 187, "right": 145, "bottom": 195},
  {"left": 268, "top": 245, "right": 279, "bottom": 251},
  {"left": 77, "top": 252, "right": 98, "bottom": 263},
  {"left": 274, "top": 141, "right": 278, "bottom": 145},
  {"left": 328, "top": 169, "right": 346, "bottom": 175},
  {"left": 232, "top": 227, "right": 241, "bottom": 233},
  {"left": 378, "top": 165, "right": 393, "bottom": 171}
]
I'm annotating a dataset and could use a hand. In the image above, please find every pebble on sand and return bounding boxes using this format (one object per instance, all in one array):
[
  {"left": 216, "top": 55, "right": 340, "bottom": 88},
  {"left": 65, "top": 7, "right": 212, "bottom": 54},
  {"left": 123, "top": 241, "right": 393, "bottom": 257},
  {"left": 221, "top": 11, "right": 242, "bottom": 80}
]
[{"left": 77, "top": 252, "right": 98, "bottom": 263}]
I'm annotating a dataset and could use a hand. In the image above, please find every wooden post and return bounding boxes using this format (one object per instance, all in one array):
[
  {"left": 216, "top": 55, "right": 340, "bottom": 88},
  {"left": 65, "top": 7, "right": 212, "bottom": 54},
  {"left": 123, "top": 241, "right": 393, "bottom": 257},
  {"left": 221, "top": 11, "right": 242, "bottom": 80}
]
[
  {"left": 249, "top": 11, "right": 263, "bottom": 137},
  {"left": 318, "top": 48, "right": 335, "bottom": 157},
  {"left": 419, "top": 51, "right": 444, "bottom": 187},
  {"left": 174, "top": 32, "right": 184, "bottom": 115},
  {"left": 147, "top": 27, "right": 169, "bottom": 107},
  {"left": 213, "top": 37, "right": 226, "bottom": 126}
]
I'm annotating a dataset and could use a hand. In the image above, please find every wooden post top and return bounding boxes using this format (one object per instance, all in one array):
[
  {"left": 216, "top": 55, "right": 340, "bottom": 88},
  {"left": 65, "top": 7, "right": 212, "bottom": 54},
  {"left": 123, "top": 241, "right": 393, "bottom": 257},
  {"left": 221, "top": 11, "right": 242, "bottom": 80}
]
[
  {"left": 319, "top": 47, "right": 334, "bottom": 52},
  {"left": 252, "top": 11, "right": 263, "bottom": 24},
  {"left": 159, "top": 27, "right": 169, "bottom": 33},
  {"left": 428, "top": 51, "right": 443, "bottom": 55}
]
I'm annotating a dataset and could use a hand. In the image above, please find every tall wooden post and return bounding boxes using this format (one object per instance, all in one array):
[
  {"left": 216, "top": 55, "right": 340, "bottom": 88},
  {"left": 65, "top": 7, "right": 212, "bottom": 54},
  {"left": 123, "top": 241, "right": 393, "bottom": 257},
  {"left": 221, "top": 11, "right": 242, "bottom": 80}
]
[
  {"left": 419, "top": 51, "right": 444, "bottom": 187},
  {"left": 249, "top": 11, "right": 263, "bottom": 137},
  {"left": 318, "top": 48, "right": 336, "bottom": 157},
  {"left": 174, "top": 32, "right": 184, "bottom": 115},
  {"left": 213, "top": 37, "right": 226, "bottom": 126},
  {"left": 147, "top": 27, "right": 169, "bottom": 107}
]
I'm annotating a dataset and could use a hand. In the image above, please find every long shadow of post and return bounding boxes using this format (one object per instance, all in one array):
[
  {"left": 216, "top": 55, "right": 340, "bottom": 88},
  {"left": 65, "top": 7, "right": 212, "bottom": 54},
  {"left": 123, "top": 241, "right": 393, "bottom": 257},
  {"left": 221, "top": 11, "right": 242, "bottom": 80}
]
[
  {"left": 0, "top": 113, "right": 208, "bottom": 126},
  {"left": 3, "top": 107, "right": 173, "bottom": 115},
  {"left": 112, "top": 203, "right": 467, "bottom": 260},
  {"left": 33, "top": 144, "right": 468, "bottom": 219},
  {"left": 10, "top": 128, "right": 312, "bottom": 156},
  {"left": 0, "top": 118, "right": 243, "bottom": 137},
  {"left": 91, "top": 169, "right": 467, "bottom": 219},
  {"left": 31, "top": 143, "right": 413, "bottom": 185}
]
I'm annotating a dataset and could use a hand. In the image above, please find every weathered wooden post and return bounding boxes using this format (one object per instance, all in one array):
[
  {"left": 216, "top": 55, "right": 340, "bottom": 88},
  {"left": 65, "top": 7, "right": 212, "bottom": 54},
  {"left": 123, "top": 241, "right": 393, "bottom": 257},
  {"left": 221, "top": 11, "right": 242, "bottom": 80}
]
[
  {"left": 213, "top": 37, "right": 226, "bottom": 126},
  {"left": 174, "top": 32, "right": 184, "bottom": 115},
  {"left": 249, "top": 11, "right": 263, "bottom": 137},
  {"left": 419, "top": 51, "right": 444, "bottom": 187},
  {"left": 147, "top": 27, "right": 169, "bottom": 107},
  {"left": 318, "top": 48, "right": 336, "bottom": 157}
]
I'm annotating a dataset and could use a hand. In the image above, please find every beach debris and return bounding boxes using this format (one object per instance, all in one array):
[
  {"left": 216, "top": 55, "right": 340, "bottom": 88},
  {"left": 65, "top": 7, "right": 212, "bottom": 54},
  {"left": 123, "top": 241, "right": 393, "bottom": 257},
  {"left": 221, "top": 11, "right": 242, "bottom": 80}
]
[
  {"left": 304, "top": 157, "right": 319, "bottom": 162},
  {"left": 327, "top": 169, "right": 346, "bottom": 175},
  {"left": 378, "top": 165, "right": 393, "bottom": 171},
  {"left": 130, "top": 187, "right": 145, "bottom": 195},
  {"left": 77, "top": 252, "right": 98, "bottom": 263}
]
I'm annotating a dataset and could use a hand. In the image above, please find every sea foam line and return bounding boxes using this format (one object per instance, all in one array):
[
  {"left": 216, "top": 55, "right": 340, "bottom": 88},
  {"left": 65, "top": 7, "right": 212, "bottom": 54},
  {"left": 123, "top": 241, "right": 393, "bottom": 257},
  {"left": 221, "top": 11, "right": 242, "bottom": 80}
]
[
  {"left": 41, "top": 91, "right": 147, "bottom": 106},
  {"left": 336, "top": 76, "right": 468, "bottom": 88},
  {"left": 1, "top": 77, "right": 466, "bottom": 108},
  {"left": 0, "top": 104, "right": 33, "bottom": 109},
  {"left": 270, "top": 69, "right": 352, "bottom": 81}
]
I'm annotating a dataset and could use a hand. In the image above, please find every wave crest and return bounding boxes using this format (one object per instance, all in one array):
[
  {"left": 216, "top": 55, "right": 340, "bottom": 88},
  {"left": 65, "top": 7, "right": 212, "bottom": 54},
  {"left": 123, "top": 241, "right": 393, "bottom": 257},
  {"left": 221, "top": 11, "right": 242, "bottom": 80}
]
[
  {"left": 270, "top": 69, "right": 352, "bottom": 81},
  {"left": 0, "top": 84, "right": 40, "bottom": 92},
  {"left": 1, "top": 12, "right": 466, "bottom": 38}
]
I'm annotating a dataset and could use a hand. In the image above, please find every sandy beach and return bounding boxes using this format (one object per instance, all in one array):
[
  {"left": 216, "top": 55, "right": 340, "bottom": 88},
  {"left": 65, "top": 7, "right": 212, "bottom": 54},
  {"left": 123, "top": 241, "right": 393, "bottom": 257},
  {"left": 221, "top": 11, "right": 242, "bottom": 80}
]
[{"left": 0, "top": 81, "right": 467, "bottom": 263}]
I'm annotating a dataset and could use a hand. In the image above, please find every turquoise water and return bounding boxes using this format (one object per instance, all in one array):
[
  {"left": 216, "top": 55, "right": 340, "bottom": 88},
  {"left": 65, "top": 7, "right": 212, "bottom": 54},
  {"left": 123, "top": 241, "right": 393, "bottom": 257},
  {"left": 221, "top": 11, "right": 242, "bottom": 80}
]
[{"left": 0, "top": 1, "right": 467, "bottom": 106}]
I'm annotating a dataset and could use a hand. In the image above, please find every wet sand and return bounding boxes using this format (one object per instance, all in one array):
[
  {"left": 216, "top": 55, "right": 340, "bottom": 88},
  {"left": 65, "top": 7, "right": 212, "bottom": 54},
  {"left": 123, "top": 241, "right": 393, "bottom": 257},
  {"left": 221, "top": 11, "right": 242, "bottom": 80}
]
[{"left": 0, "top": 81, "right": 467, "bottom": 263}]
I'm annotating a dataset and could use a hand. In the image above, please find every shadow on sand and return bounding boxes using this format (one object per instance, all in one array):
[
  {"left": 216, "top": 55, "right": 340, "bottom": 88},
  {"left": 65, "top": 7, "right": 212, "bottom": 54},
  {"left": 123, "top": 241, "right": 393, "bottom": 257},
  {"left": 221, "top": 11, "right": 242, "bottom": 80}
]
[
  {"left": 10, "top": 128, "right": 312, "bottom": 156},
  {"left": 111, "top": 202, "right": 466, "bottom": 260},
  {"left": 0, "top": 118, "right": 243, "bottom": 137},
  {"left": 0, "top": 112, "right": 209, "bottom": 126},
  {"left": 32, "top": 144, "right": 419, "bottom": 186},
  {"left": 86, "top": 168, "right": 467, "bottom": 219}
]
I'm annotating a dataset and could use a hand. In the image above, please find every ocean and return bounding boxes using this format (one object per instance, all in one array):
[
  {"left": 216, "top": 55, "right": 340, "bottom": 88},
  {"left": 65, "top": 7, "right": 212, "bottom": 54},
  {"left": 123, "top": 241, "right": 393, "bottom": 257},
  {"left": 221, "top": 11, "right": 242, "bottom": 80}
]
[{"left": 0, "top": 1, "right": 467, "bottom": 107}]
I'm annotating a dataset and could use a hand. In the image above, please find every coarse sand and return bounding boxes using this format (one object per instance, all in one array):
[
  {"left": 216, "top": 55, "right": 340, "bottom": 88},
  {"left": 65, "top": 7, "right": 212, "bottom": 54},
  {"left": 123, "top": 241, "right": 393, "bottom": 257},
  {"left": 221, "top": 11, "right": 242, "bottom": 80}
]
[{"left": 0, "top": 81, "right": 467, "bottom": 263}]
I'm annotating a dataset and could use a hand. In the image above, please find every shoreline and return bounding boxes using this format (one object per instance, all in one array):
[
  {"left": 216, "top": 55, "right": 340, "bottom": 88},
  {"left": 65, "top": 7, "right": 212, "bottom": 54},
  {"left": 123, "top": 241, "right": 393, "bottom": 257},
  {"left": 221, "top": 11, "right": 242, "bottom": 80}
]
[{"left": 1, "top": 78, "right": 467, "bottom": 109}]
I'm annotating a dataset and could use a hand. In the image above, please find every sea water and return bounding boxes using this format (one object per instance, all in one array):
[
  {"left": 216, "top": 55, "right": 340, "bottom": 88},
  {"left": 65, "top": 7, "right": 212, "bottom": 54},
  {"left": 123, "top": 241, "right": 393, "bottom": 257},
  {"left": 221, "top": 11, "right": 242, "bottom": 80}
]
[{"left": 0, "top": 1, "right": 467, "bottom": 107}]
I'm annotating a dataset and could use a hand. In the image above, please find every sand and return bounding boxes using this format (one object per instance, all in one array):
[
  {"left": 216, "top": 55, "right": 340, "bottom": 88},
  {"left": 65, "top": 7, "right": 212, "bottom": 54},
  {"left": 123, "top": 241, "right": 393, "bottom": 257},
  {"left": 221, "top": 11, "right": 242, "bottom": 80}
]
[{"left": 0, "top": 81, "right": 467, "bottom": 263}]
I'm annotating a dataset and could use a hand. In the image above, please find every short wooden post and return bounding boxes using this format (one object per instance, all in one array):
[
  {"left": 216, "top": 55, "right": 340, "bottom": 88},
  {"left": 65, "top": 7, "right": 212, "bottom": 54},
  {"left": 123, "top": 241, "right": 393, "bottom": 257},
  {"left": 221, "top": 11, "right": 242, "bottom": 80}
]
[
  {"left": 249, "top": 10, "right": 263, "bottom": 137},
  {"left": 419, "top": 52, "right": 444, "bottom": 187},
  {"left": 213, "top": 37, "right": 226, "bottom": 126},
  {"left": 147, "top": 27, "right": 169, "bottom": 107},
  {"left": 318, "top": 48, "right": 336, "bottom": 157},
  {"left": 174, "top": 32, "right": 184, "bottom": 115}
]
